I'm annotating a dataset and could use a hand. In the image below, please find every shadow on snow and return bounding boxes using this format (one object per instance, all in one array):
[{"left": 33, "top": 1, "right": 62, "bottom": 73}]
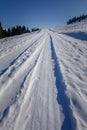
[{"left": 50, "top": 36, "right": 76, "bottom": 130}]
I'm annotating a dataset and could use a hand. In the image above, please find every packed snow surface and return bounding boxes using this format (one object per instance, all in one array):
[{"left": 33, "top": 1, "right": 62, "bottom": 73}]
[{"left": 0, "top": 22, "right": 87, "bottom": 130}]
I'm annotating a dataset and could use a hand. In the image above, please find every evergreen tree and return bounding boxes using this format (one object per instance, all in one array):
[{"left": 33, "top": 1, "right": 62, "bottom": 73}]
[
  {"left": 0, "top": 22, "right": 3, "bottom": 38},
  {"left": 0, "top": 21, "right": 33, "bottom": 39},
  {"left": 7, "top": 28, "right": 11, "bottom": 36},
  {"left": 67, "top": 14, "right": 87, "bottom": 24}
]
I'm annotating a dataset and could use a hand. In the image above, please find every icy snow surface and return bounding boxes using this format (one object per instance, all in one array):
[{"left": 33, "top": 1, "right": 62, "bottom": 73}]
[{"left": 0, "top": 21, "right": 87, "bottom": 130}]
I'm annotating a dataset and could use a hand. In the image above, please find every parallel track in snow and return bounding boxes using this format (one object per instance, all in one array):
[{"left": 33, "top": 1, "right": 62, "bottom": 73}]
[{"left": 0, "top": 30, "right": 87, "bottom": 130}]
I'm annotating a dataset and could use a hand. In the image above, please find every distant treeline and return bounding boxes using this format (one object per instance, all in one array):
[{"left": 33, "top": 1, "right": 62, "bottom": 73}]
[
  {"left": 0, "top": 21, "right": 40, "bottom": 39},
  {"left": 67, "top": 14, "right": 87, "bottom": 24}
]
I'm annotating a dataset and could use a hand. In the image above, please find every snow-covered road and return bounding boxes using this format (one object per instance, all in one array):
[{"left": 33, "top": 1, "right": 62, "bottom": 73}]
[{"left": 0, "top": 29, "right": 87, "bottom": 130}]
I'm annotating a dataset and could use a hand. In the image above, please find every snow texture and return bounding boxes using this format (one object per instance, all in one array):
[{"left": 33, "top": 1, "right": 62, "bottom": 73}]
[{"left": 0, "top": 20, "right": 87, "bottom": 130}]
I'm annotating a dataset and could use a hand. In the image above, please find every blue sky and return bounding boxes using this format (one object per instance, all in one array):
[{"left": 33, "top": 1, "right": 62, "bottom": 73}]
[{"left": 0, "top": 0, "right": 87, "bottom": 28}]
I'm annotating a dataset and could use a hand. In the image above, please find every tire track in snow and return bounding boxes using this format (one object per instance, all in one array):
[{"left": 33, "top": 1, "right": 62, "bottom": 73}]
[
  {"left": 0, "top": 34, "right": 44, "bottom": 89},
  {"left": 14, "top": 34, "right": 49, "bottom": 130},
  {"left": 0, "top": 32, "right": 44, "bottom": 77},
  {"left": 0, "top": 37, "right": 44, "bottom": 125},
  {"left": 49, "top": 31, "right": 87, "bottom": 130},
  {"left": 0, "top": 56, "right": 40, "bottom": 130},
  {"left": 50, "top": 35, "right": 76, "bottom": 130},
  {"left": 14, "top": 32, "right": 61, "bottom": 130}
]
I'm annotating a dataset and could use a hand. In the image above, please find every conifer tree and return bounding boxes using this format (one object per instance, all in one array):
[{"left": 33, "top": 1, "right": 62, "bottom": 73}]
[
  {"left": 0, "top": 21, "right": 3, "bottom": 38},
  {"left": 67, "top": 14, "right": 87, "bottom": 24}
]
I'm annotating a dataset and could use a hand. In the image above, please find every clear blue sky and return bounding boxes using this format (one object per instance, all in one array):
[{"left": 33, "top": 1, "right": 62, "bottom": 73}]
[{"left": 0, "top": 0, "right": 87, "bottom": 29}]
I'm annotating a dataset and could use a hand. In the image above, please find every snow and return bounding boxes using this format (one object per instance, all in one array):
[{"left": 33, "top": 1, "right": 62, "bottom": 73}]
[{"left": 0, "top": 20, "right": 87, "bottom": 130}]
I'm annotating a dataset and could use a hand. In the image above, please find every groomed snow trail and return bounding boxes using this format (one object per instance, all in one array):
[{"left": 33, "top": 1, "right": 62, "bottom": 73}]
[{"left": 0, "top": 29, "right": 87, "bottom": 130}]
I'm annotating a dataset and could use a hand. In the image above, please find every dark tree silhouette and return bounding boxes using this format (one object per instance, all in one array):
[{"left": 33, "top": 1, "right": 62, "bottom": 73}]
[
  {"left": 67, "top": 14, "right": 87, "bottom": 24},
  {"left": 0, "top": 22, "right": 3, "bottom": 38},
  {"left": 0, "top": 21, "right": 40, "bottom": 39},
  {"left": 0, "top": 23, "right": 30, "bottom": 39}
]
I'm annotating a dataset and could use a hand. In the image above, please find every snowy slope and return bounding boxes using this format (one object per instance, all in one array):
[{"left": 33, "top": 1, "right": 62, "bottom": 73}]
[
  {"left": 53, "top": 19, "right": 87, "bottom": 33},
  {"left": 53, "top": 19, "right": 87, "bottom": 41},
  {"left": 0, "top": 21, "right": 87, "bottom": 130}
]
